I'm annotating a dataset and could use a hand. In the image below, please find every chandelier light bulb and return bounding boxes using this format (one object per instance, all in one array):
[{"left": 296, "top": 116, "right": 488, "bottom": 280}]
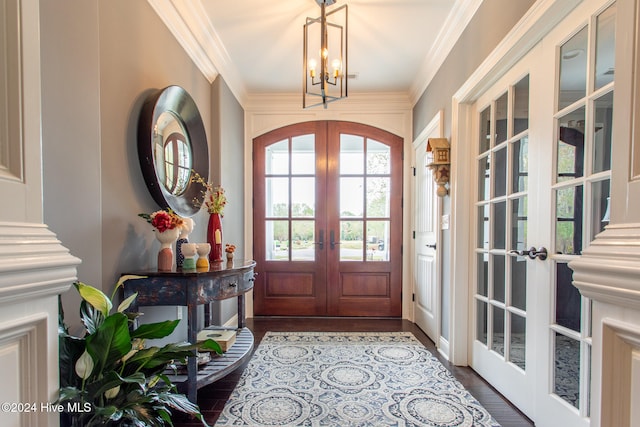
[
  {"left": 332, "top": 59, "right": 341, "bottom": 77},
  {"left": 308, "top": 58, "right": 317, "bottom": 78},
  {"left": 321, "top": 47, "right": 329, "bottom": 59}
]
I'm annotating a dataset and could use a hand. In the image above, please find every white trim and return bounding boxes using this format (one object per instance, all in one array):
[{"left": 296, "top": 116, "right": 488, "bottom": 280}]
[
  {"left": 409, "top": 0, "right": 483, "bottom": 105},
  {"left": 146, "top": 0, "right": 247, "bottom": 104},
  {"left": 570, "top": 223, "right": 640, "bottom": 310},
  {"left": 448, "top": 0, "right": 584, "bottom": 366}
]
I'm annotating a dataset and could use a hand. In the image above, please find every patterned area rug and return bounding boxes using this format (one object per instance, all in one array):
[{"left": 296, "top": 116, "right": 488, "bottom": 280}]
[{"left": 215, "top": 332, "right": 500, "bottom": 426}]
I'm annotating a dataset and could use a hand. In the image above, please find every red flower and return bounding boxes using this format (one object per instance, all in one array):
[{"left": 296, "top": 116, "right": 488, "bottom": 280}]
[{"left": 151, "top": 211, "right": 174, "bottom": 232}]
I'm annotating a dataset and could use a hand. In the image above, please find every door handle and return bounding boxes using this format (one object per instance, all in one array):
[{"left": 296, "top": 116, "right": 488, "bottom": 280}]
[
  {"left": 313, "top": 230, "right": 324, "bottom": 250},
  {"left": 426, "top": 243, "right": 436, "bottom": 250},
  {"left": 330, "top": 230, "right": 340, "bottom": 249},
  {"left": 509, "top": 246, "right": 548, "bottom": 261}
]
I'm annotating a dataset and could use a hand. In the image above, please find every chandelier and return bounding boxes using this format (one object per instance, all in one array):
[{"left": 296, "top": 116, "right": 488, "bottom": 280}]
[{"left": 303, "top": 0, "right": 348, "bottom": 109}]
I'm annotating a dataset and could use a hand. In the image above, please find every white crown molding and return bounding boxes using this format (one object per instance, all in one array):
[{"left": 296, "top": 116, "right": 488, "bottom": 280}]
[
  {"left": 147, "top": 0, "right": 247, "bottom": 104},
  {"left": 244, "top": 91, "right": 412, "bottom": 112},
  {"left": 409, "top": 0, "right": 483, "bottom": 105},
  {"left": 0, "top": 222, "right": 81, "bottom": 305},
  {"left": 570, "top": 223, "right": 640, "bottom": 310}
]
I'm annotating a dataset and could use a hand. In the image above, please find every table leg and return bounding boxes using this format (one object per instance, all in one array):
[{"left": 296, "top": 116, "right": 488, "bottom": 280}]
[
  {"left": 237, "top": 294, "right": 245, "bottom": 328},
  {"left": 187, "top": 303, "right": 198, "bottom": 403}
]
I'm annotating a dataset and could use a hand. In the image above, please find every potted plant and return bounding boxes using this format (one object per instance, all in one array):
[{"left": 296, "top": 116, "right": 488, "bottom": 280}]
[{"left": 58, "top": 276, "right": 222, "bottom": 426}]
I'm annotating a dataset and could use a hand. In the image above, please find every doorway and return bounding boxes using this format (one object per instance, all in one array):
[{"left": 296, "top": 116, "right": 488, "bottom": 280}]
[
  {"left": 465, "top": 1, "right": 615, "bottom": 425},
  {"left": 252, "top": 121, "right": 403, "bottom": 316}
]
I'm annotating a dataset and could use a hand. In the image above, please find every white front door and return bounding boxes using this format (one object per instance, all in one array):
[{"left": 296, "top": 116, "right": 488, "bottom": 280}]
[
  {"left": 413, "top": 116, "right": 441, "bottom": 344},
  {"left": 469, "top": 0, "right": 616, "bottom": 425}
]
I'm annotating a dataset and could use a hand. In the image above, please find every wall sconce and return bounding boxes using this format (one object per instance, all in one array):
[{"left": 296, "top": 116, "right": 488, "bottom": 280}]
[{"left": 426, "top": 137, "right": 450, "bottom": 197}]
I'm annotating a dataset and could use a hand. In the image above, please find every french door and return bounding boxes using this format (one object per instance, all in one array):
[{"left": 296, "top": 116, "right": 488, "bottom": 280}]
[
  {"left": 253, "top": 121, "right": 403, "bottom": 317},
  {"left": 470, "top": 1, "right": 616, "bottom": 425}
]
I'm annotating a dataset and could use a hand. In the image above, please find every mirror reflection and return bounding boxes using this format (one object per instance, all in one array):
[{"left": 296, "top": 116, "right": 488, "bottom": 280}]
[{"left": 154, "top": 111, "right": 192, "bottom": 196}]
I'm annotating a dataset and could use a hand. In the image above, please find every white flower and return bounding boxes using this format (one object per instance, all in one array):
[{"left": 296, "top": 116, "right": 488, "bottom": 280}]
[{"left": 75, "top": 350, "right": 94, "bottom": 379}]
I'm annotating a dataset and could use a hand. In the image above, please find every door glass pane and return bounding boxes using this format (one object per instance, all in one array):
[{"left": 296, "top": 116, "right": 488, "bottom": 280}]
[
  {"left": 478, "top": 155, "right": 491, "bottom": 200},
  {"left": 477, "top": 300, "right": 488, "bottom": 345},
  {"left": 291, "top": 135, "right": 315, "bottom": 175},
  {"left": 556, "top": 262, "right": 581, "bottom": 332},
  {"left": 493, "top": 254, "right": 505, "bottom": 303},
  {"left": 366, "top": 177, "right": 390, "bottom": 217},
  {"left": 510, "top": 314, "right": 526, "bottom": 370},
  {"left": 494, "top": 146, "right": 507, "bottom": 197},
  {"left": 554, "top": 332, "right": 580, "bottom": 408},
  {"left": 593, "top": 91, "right": 614, "bottom": 173},
  {"left": 594, "top": 4, "right": 616, "bottom": 90},
  {"left": 492, "top": 306, "right": 505, "bottom": 356},
  {"left": 340, "top": 221, "right": 362, "bottom": 261},
  {"left": 513, "top": 76, "right": 530, "bottom": 135},
  {"left": 366, "top": 221, "right": 389, "bottom": 261},
  {"left": 555, "top": 185, "right": 584, "bottom": 255},
  {"left": 591, "top": 179, "right": 610, "bottom": 240},
  {"left": 366, "top": 139, "right": 390, "bottom": 174},
  {"left": 512, "top": 137, "right": 528, "bottom": 193},
  {"left": 266, "top": 220, "right": 289, "bottom": 260},
  {"left": 266, "top": 177, "right": 288, "bottom": 217},
  {"left": 557, "top": 107, "right": 586, "bottom": 182},
  {"left": 340, "top": 134, "right": 364, "bottom": 174},
  {"left": 511, "top": 196, "right": 527, "bottom": 251},
  {"left": 340, "top": 177, "right": 363, "bottom": 217},
  {"left": 558, "top": 26, "right": 588, "bottom": 110},
  {"left": 511, "top": 256, "right": 527, "bottom": 311},
  {"left": 477, "top": 204, "right": 489, "bottom": 250},
  {"left": 291, "top": 221, "right": 314, "bottom": 261},
  {"left": 477, "top": 253, "right": 488, "bottom": 297},
  {"left": 265, "top": 139, "right": 289, "bottom": 174},
  {"left": 493, "top": 201, "right": 506, "bottom": 249},
  {"left": 291, "top": 177, "right": 315, "bottom": 217},
  {"left": 480, "top": 106, "right": 491, "bottom": 153},
  {"left": 495, "top": 92, "right": 508, "bottom": 144}
]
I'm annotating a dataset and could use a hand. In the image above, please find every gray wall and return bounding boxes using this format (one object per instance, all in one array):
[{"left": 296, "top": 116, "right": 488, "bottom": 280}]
[
  {"left": 41, "top": 0, "right": 245, "bottom": 338},
  {"left": 211, "top": 77, "right": 246, "bottom": 324},
  {"left": 412, "top": 0, "right": 535, "bottom": 340}
]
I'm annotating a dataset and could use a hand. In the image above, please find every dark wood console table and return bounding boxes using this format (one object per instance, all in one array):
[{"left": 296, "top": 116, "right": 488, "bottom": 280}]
[{"left": 122, "top": 259, "right": 256, "bottom": 402}]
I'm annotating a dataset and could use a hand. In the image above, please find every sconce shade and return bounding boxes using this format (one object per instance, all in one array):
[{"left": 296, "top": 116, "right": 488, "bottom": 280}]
[{"left": 303, "top": 0, "right": 348, "bottom": 109}]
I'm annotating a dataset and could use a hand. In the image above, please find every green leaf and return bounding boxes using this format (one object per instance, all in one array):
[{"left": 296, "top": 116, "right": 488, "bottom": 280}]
[
  {"left": 131, "top": 319, "right": 180, "bottom": 340},
  {"left": 117, "top": 292, "right": 138, "bottom": 313},
  {"left": 59, "top": 334, "right": 85, "bottom": 387},
  {"left": 86, "top": 312, "right": 132, "bottom": 375},
  {"left": 198, "top": 338, "right": 223, "bottom": 355},
  {"left": 75, "top": 282, "right": 112, "bottom": 317},
  {"left": 79, "top": 300, "right": 104, "bottom": 334}
]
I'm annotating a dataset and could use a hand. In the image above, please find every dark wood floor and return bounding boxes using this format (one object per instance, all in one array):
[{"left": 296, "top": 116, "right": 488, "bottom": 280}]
[{"left": 174, "top": 317, "right": 534, "bottom": 427}]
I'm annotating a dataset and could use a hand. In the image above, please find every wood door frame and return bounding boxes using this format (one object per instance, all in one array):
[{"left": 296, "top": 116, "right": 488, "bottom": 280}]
[{"left": 252, "top": 120, "right": 403, "bottom": 317}]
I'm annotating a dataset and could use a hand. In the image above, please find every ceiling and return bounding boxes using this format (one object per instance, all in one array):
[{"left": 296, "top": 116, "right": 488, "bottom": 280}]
[{"left": 150, "top": 0, "right": 483, "bottom": 104}]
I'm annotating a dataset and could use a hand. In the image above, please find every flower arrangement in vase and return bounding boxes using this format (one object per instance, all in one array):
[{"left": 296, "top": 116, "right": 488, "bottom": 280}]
[
  {"left": 139, "top": 209, "right": 184, "bottom": 271},
  {"left": 191, "top": 172, "right": 227, "bottom": 262}
]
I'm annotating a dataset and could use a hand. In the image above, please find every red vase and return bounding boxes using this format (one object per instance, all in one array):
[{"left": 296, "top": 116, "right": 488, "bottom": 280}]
[{"left": 207, "top": 213, "right": 223, "bottom": 262}]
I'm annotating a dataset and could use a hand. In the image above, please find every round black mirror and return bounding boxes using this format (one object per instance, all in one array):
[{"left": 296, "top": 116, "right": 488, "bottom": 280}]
[{"left": 138, "top": 86, "right": 209, "bottom": 217}]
